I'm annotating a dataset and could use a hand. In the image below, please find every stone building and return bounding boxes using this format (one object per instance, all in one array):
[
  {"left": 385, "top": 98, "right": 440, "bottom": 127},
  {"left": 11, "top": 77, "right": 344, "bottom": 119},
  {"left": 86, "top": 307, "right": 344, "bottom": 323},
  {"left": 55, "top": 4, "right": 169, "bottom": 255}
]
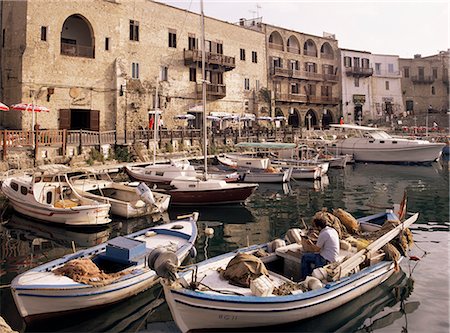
[
  {"left": 0, "top": 0, "right": 267, "bottom": 136},
  {"left": 255, "top": 21, "right": 341, "bottom": 129},
  {"left": 399, "top": 51, "right": 449, "bottom": 115}
]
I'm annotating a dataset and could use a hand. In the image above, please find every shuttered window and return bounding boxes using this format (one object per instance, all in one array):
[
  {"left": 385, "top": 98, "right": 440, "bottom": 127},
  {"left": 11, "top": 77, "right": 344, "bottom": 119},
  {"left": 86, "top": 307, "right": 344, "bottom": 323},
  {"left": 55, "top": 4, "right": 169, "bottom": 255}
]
[{"left": 59, "top": 109, "right": 71, "bottom": 129}]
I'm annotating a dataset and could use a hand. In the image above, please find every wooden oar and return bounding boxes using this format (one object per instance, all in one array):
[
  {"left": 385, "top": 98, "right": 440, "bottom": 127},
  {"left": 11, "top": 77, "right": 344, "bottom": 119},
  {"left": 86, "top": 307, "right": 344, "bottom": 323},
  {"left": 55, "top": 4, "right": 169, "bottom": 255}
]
[{"left": 330, "top": 213, "right": 419, "bottom": 281}]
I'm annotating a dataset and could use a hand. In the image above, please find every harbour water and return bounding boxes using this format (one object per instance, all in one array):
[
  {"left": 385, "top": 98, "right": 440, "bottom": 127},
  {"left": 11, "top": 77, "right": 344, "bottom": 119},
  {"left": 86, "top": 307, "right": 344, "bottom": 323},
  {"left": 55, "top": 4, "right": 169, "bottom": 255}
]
[{"left": 0, "top": 161, "right": 448, "bottom": 332}]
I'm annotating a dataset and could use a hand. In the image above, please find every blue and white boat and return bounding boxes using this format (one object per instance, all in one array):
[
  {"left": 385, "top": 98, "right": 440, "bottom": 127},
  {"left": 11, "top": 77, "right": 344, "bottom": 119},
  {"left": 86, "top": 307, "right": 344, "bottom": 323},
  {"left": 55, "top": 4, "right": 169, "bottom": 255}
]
[
  {"left": 161, "top": 210, "right": 418, "bottom": 332},
  {"left": 11, "top": 213, "right": 199, "bottom": 321}
]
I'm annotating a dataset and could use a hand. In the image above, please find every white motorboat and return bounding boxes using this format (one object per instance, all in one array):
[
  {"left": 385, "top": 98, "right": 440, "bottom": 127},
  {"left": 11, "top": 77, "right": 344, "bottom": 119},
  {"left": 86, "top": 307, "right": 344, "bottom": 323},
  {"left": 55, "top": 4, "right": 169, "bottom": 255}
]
[
  {"left": 124, "top": 159, "right": 197, "bottom": 185},
  {"left": 327, "top": 124, "right": 445, "bottom": 163},
  {"left": 70, "top": 171, "right": 171, "bottom": 219},
  {"left": 239, "top": 167, "right": 292, "bottom": 183},
  {"left": 125, "top": 159, "right": 239, "bottom": 184},
  {"left": 11, "top": 213, "right": 198, "bottom": 321},
  {"left": 1, "top": 166, "right": 111, "bottom": 226},
  {"left": 217, "top": 153, "right": 270, "bottom": 170},
  {"left": 161, "top": 210, "right": 418, "bottom": 332}
]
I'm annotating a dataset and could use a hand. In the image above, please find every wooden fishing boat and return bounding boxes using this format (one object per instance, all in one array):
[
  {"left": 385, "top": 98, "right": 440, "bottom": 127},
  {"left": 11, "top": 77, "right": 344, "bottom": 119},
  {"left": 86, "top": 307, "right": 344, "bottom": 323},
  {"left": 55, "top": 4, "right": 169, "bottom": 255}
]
[
  {"left": 70, "top": 171, "right": 171, "bottom": 219},
  {"left": 11, "top": 213, "right": 199, "bottom": 321},
  {"left": 1, "top": 166, "right": 111, "bottom": 226},
  {"left": 161, "top": 210, "right": 418, "bottom": 332}
]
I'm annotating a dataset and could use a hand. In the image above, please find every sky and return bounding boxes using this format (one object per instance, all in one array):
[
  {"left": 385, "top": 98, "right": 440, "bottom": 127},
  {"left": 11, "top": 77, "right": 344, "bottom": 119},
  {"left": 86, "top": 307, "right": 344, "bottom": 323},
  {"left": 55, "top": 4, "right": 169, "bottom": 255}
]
[{"left": 157, "top": 0, "right": 449, "bottom": 58}]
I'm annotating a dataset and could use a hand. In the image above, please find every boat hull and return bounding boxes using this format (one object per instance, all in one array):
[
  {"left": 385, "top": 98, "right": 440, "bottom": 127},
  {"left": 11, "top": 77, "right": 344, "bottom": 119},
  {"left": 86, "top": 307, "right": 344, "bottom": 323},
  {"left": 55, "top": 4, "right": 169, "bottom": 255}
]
[
  {"left": 165, "top": 185, "right": 258, "bottom": 205},
  {"left": 163, "top": 261, "right": 395, "bottom": 332},
  {"left": 329, "top": 138, "right": 444, "bottom": 163},
  {"left": 6, "top": 195, "right": 111, "bottom": 226},
  {"left": 11, "top": 217, "right": 198, "bottom": 320},
  {"left": 13, "top": 270, "right": 159, "bottom": 321}
]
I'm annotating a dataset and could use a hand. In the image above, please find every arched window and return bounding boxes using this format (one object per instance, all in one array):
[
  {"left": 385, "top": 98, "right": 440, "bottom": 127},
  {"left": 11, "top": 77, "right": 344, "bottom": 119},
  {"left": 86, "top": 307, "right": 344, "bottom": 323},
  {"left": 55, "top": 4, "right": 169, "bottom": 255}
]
[
  {"left": 61, "top": 14, "right": 95, "bottom": 58},
  {"left": 320, "top": 42, "right": 334, "bottom": 60},
  {"left": 321, "top": 109, "right": 334, "bottom": 129},
  {"left": 303, "top": 39, "right": 317, "bottom": 57},
  {"left": 288, "top": 108, "right": 301, "bottom": 128},
  {"left": 287, "top": 36, "right": 300, "bottom": 54},
  {"left": 304, "top": 109, "right": 318, "bottom": 129},
  {"left": 268, "top": 31, "right": 284, "bottom": 51}
]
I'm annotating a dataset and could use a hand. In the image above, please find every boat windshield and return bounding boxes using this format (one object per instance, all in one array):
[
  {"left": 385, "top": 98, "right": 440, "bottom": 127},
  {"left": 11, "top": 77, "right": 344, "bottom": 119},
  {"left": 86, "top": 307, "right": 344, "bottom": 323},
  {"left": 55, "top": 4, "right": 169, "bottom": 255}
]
[{"left": 366, "top": 130, "right": 392, "bottom": 140}]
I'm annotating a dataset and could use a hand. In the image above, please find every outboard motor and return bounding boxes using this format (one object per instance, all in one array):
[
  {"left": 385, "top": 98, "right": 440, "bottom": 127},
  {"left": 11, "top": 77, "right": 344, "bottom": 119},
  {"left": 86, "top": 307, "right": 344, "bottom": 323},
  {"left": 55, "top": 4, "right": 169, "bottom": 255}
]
[
  {"left": 135, "top": 182, "right": 156, "bottom": 206},
  {"left": 148, "top": 248, "right": 179, "bottom": 282}
]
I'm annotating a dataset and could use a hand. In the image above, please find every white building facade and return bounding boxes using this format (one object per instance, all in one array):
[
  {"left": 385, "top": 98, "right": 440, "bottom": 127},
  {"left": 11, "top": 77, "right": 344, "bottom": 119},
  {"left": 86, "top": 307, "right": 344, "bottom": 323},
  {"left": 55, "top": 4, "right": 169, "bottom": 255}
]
[
  {"left": 370, "top": 54, "right": 403, "bottom": 123},
  {"left": 341, "top": 50, "right": 403, "bottom": 125},
  {"left": 341, "top": 49, "right": 373, "bottom": 124}
]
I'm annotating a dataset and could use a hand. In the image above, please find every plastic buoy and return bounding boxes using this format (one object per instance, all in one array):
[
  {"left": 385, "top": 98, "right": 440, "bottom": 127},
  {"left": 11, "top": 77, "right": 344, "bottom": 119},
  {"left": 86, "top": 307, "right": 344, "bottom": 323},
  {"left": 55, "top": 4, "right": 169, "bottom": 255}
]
[{"left": 204, "top": 227, "right": 214, "bottom": 236}]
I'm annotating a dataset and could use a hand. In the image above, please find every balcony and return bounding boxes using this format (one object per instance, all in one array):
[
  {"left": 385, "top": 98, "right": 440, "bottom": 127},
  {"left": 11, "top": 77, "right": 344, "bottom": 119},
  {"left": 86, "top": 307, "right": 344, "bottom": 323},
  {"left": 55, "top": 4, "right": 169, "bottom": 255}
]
[
  {"left": 304, "top": 49, "right": 318, "bottom": 57},
  {"left": 196, "top": 83, "right": 226, "bottom": 100},
  {"left": 320, "top": 52, "right": 334, "bottom": 60},
  {"left": 373, "top": 70, "right": 402, "bottom": 78},
  {"left": 411, "top": 76, "right": 434, "bottom": 84},
  {"left": 274, "top": 92, "right": 308, "bottom": 103},
  {"left": 287, "top": 46, "right": 300, "bottom": 54},
  {"left": 323, "top": 73, "right": 339, "bottom": 82},
  {"left": 271, "top": 67, "right": 292, "bottom": 77},
  {"left": 268, "top": 42, "right": 284, "bottom": 51},
  {"left": 308, "top": 96, "right": 339, "bottom": 105},
  {"left": 184, "top": 49, "right": 235, "bottom": 71},
  {"left": 345, "top": 66, "right": 373, "bottom": 77},
  {"left": 61, "top": 42, "right": 94, "bottom": 58}
]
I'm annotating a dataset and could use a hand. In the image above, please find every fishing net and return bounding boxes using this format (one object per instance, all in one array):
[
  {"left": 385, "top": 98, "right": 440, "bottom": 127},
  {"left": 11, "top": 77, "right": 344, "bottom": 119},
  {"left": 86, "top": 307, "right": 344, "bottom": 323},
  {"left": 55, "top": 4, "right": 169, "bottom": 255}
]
[
  {"left": 54, "top": 258, "right": 127, "bottom": 286},
  {"left": 220, "top": 253, "right": 269, "bottom": 288}
]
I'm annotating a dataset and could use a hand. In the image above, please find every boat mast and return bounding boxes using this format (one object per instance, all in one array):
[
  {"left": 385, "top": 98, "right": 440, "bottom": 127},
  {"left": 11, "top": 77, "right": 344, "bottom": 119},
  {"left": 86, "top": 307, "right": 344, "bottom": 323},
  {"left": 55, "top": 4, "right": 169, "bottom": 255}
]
[
  {"left": 201, "top": 0, "right": 208, "bottom": 177},
  {"left": 153, "top": 78, "right": 159, "bottom": 165}
]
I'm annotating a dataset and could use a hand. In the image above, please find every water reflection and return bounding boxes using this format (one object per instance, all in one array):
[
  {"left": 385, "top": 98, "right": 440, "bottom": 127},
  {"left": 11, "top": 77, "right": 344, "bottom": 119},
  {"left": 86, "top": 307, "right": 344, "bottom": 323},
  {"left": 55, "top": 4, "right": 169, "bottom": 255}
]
[
  {"left": 6, "top": 213, "right": 111, "bottom": 248},
  {"left": 0, "top": 162, "right": 447, "bottom": 333}
]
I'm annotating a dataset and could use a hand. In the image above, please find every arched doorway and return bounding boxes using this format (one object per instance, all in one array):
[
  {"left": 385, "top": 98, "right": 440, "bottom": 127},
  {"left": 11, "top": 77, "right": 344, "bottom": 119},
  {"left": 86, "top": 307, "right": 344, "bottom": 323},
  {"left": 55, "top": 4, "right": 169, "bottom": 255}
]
[
  {"left": 61, "top": 14, "right": 95, "bottom": 58},
  {"left": 304, "top": 109, "right": 318, "bottom": 130},
  {"left": 321, "top": 109, "right": 334, "bottom": 129},
  {"left": 288, "top": 108, "right": 301, "bottom": 128}
]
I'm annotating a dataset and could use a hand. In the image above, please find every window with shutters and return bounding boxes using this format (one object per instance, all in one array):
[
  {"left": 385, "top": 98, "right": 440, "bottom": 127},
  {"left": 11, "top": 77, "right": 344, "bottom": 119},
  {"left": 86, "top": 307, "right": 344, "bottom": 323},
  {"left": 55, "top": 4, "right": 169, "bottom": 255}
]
[
  {"left": 404, "top": 67, "right": 410, "bottom": 78},
  {"left": 216, "top": 42, "right": 223, "bottom": 54},
  {"left": 130, "top": 20, "right": 139, "bottom": 41},
  {"left": 189, "top": 67, "right": 196, "bottom": 82},
  {"left": 244, "top": 78, "right": 250, "bottom": 90},
  {"left": 188, "top": 35, "right": 197, "bottom": 50},
  {"left": 343, "top": 56, "right": 352, "bottom": 67},
  {"left": 252, "top": 51, "right": 257, "bottom": 63},
  {"left": 168, "top": 29, "right": 177, "bottom": 48},
  {"left": 240, "top": 48, "right": 246, "bottom": 61}
]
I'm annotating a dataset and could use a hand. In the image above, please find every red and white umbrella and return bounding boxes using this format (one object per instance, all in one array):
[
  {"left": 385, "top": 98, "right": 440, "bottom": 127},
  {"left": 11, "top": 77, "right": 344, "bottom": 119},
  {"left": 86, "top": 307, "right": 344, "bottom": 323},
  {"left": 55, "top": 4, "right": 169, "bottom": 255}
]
[
  {"left": 0, "top": 102, "right": 9, "bottom": 111},
  {"left": 11, "top": 103, "right": 50, "bottom": 138},
  {"left": 10, "top": 103, "right": 50, "bottom": 113}
]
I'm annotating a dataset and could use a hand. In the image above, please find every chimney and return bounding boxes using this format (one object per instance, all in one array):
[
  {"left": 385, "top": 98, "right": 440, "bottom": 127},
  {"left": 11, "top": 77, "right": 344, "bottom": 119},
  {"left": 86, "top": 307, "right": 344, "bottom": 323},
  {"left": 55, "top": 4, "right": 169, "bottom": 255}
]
[
  {"left": 414, "top": 54, "right": 421, "bottom": 58},
  {"left": 239, "top": 18, "right": 245, "bottom": 26}
]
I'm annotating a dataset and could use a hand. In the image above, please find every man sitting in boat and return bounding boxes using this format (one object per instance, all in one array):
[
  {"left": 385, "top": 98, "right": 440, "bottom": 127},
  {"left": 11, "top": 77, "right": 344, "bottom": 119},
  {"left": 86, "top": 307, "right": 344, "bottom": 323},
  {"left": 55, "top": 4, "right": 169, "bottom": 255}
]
[{"left": 300, "top": 217, "right": 340, "bottom": 279}]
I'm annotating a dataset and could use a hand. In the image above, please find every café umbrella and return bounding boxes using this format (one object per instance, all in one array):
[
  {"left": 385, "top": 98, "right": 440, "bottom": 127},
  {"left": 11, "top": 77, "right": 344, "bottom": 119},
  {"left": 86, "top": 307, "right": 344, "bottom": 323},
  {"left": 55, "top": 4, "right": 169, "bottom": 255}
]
[
  {"left": 173, "top": 114, "right": 195, "bottom": 120},
  {"left": 11, "top": 103, "right": 50, "bottom": 148},
  {"left": 0, "top": 102, "right": 9, "bottom": 111},
  {"left": 10, "top": 103, "right": 50, "bottom": 130}
]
